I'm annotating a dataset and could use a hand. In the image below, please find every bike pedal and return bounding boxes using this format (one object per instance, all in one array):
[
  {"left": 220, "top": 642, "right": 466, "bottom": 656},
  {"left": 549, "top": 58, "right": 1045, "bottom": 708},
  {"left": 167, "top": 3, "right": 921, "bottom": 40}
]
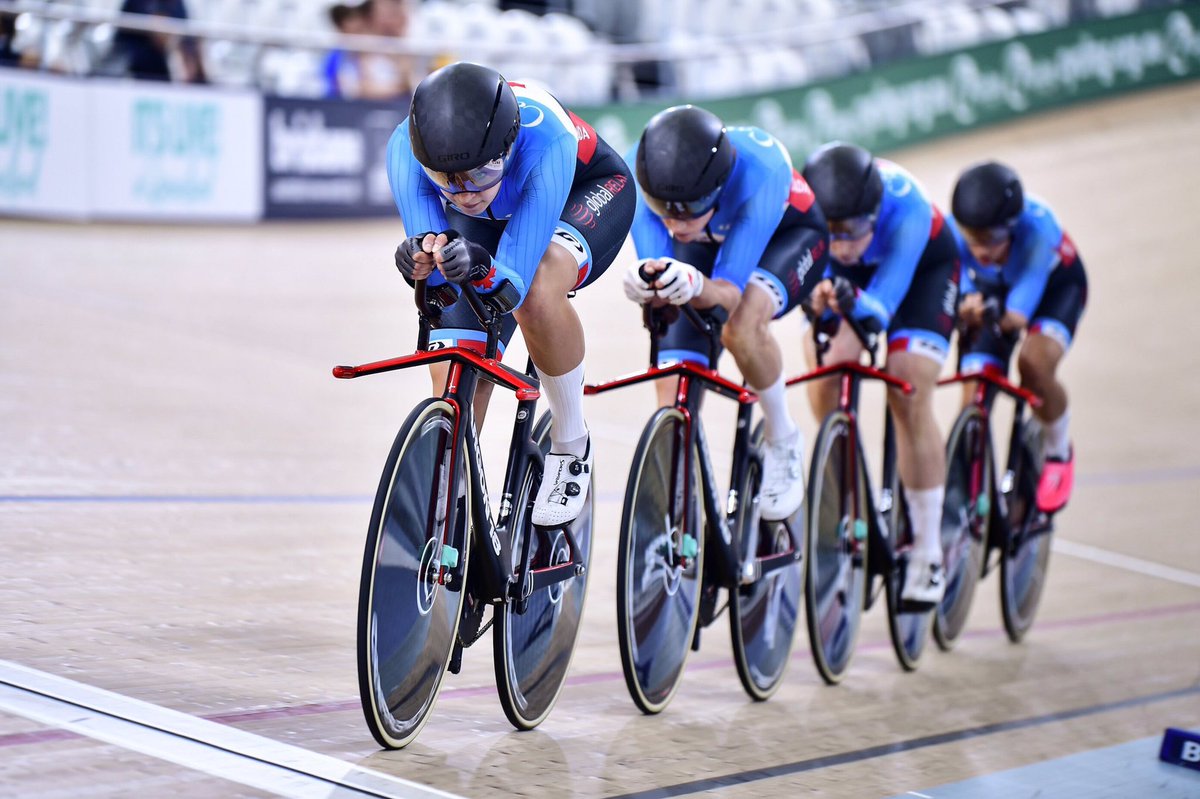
[{"left": 448, "top": 641, "right": 464, "bottom": 674}]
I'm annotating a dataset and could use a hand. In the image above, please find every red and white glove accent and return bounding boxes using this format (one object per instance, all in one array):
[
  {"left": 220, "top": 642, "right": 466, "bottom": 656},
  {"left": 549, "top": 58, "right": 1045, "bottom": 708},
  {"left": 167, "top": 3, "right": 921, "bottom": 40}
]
[
  {"left": 623, "top": 259, "right": 658, "bottom": 303},
  {"left": 655, "top": 259, "right": 704, "bottom": 306}
]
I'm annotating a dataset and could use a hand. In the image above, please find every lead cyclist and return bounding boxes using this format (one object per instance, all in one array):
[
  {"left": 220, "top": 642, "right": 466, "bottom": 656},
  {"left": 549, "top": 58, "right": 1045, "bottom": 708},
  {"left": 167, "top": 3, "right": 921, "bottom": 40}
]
[{"left": 388, "top": 62, "right": 636, "bottom": 527}]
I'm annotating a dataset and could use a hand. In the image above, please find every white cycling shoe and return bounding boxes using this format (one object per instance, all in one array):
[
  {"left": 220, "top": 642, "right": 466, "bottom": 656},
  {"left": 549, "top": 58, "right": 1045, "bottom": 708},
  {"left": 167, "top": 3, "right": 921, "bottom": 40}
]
[
  {"left": 759, "top": 430, "right": 806, "bottom": 521},
  {"left": 901, "top": 551, "right": 946, "bottom": 605},
  {"left": 532, "top": 439, "right": 592, "bottom": 527}
]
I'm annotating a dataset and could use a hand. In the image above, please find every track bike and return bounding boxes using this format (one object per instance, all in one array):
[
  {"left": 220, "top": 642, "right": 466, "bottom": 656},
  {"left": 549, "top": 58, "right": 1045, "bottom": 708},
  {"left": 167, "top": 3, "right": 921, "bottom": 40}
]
[
  {"left": 789, "top": 279, "right": 936, "bottom": 684},
  {"left": 585, "top": 300, "right": 804, "bottom": 713},
  {"left": 934, "top": 299, "right": 1052, "bottom": 648},
  {"left": 335, "top": 279, "right": 592, "bottom": 749}
]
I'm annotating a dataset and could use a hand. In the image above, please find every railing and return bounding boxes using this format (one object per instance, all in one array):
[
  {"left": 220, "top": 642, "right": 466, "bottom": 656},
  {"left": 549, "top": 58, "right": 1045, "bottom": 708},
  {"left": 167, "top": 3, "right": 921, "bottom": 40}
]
[{"left": 1, "top": 0, "right": 1058, "bottom": 95}]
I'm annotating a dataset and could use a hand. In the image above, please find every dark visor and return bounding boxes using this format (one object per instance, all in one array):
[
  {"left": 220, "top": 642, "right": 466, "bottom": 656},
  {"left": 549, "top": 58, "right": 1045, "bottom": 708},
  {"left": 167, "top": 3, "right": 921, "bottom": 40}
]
[
  {"left": 960, "top": 223, "right": 1013, "bottom": 245},
  {"left": 643, "top": 183, "right": 723, "bottom": 220},
  {"left": 828, "top": 214, "right": 877, "bottom": 241}
]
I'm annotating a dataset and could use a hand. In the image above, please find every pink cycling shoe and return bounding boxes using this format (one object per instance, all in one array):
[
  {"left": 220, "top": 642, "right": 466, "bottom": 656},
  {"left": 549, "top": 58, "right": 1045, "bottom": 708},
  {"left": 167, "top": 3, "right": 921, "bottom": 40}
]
[{"left": 1036, "top": 446, "right": 1074, "bottom": 514}]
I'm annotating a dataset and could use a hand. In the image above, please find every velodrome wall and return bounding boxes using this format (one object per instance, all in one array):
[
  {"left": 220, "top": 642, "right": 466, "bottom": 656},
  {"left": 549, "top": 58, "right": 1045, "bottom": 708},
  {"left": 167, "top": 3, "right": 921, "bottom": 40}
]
[{"left": 2, "top": 5, "right": 1197, "bottom": 222}]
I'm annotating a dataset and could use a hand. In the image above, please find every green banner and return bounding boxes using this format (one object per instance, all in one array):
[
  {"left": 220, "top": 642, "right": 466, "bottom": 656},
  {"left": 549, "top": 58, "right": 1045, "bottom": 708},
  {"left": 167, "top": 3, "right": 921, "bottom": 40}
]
[{"left": 577, "top": 6, "right": 1200, "bottom": 158}]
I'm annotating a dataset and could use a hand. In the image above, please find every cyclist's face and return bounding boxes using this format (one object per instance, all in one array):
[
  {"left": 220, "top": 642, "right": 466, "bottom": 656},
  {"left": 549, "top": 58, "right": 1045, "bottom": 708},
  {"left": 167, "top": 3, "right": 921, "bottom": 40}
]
[
  {"left": 829, "top": 231, "right": 873, "bottom": 265},
  {"left": 662, "top": 208, "right": 716, "bottom": 243},
  {"left": 442, "top": 183, "right": 501, "bottom": 215},
  {"left": 828, "top": 216, "right": 875, "bottom": 265},
  {"left": 961, "top": 227, "right": 1011, "bottom": 265}
]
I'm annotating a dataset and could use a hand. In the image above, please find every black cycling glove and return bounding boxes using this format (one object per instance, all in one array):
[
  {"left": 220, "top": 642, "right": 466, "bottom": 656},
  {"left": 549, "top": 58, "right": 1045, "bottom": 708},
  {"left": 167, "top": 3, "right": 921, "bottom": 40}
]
[
  {"left": 437, "top": 229, "right": 493, "bottom": 285},
  {"left": 395, "top": 232, "right": 435, "bottom": 285}
]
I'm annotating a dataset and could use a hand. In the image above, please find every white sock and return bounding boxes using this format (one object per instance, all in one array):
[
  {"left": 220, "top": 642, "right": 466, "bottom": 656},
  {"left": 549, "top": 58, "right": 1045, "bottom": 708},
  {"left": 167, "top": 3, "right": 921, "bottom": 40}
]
[
  {"left": 754, "top": 374, "right": 797, "bottom": 444},
  {"left": 536, "top": 361, "right": 589, "bottom": 457},
  {"left": 1041, "top": 410, "right": 1071, "bottom": 460},
  {"left": 906, "top": 486, "right": 945, "bottom": 562}
]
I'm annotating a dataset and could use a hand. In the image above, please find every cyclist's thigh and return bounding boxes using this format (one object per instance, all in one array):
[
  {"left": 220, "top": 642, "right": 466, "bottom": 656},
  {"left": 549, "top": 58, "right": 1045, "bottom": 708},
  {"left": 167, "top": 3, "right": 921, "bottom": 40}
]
[
  {"left": 1028, "top": 254, "right": 1088, "bottom": 353},
  {"left": 888, "top": 224, "right": 958, "bottom": 367},
  {"left": 430, "top": 210, "right": 519, "bottom": 355},
  {"left": 561, "top": 140, "right": 637, "bottom": 291},
  {"left": 746, "top": 220, "right": 829, "bottom": 320}
]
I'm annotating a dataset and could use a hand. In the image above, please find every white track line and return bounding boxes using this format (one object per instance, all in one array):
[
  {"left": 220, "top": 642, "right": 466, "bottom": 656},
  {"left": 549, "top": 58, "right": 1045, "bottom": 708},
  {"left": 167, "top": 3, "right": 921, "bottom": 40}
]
[
  {"left": 0, "top": 660, "right": 463, "bottom": 799},
  {"left": 1053, "top": 539, "right": 1200, "bottom": 589}
]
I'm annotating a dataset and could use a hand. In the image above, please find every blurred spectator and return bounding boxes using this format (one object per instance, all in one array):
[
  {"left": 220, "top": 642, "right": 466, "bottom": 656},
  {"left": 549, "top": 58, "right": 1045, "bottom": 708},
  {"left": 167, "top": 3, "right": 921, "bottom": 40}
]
[
  {"left": 108, "top": 0, "right": 207, "bottom": 83},
  {"left": 322, "top": 2, "right": 366, "bottom": 98},
  {"left": 358, "top": 0, "right": 418, "bottom": 99},
  {"left": 1, "top": 13, "right": 20, "bottom": 68}
]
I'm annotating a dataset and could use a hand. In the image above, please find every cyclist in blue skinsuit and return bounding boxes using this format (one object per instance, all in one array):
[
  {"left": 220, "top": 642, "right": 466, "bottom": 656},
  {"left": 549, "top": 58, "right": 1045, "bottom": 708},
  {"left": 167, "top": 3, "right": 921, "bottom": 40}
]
[
  {"left": 802, "top": 142, "right": 960, "bottom": 604},
  {"left": 950, "top": 161, "right": 1087, "bottom": 514},
  {"left": 388, "top": 62, "right": 636, "bottom": 527},
  {"left": 622, "top": 105, "right": 830, "bottom": 522}
]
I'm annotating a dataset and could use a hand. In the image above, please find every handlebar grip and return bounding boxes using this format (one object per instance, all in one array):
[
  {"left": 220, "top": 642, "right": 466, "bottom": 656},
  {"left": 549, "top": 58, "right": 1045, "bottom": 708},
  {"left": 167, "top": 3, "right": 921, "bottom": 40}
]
[
  {"left": 833, "top": 276, "right": 857, "bottom": 316},
  {"left": 981, "top": 296, "right": 1004, "bottom": 325}
]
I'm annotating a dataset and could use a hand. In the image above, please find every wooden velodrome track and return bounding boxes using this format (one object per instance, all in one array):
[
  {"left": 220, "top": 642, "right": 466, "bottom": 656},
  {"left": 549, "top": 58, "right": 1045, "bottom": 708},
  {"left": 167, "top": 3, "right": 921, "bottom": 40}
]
[{"left": 3, "top": 81, "right": 1200, "bottom": 798}]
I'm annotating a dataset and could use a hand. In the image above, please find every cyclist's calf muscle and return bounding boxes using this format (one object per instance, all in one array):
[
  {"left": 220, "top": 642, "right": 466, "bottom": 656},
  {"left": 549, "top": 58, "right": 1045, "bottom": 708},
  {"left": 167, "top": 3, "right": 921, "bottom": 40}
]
[{"left": 1017, "top": 332, "right": 1067, "bottom": 421}]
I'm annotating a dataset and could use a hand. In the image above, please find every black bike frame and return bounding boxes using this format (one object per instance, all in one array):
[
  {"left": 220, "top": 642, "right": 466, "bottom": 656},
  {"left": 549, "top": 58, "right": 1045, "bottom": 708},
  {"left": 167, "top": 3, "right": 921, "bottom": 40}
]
[
  {"left": 585, "top": 306, "right": 798, "bottom": 596},
  {"left": 334, "top": 280, "right": 586, "bottom": 617},
  {"left": 938, "top": 366, "right": 1046, "bottom": 574},
  {"left": 787, "top": 315, "right": 914, "bottom": 607}
]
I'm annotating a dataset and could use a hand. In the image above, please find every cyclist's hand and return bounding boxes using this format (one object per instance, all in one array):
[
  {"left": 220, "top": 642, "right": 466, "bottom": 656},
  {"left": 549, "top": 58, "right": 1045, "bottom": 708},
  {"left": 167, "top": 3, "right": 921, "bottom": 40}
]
[
  {"left": 395, "top": 232, "right": 437, "bottom": 283},
  {"left": 655, "top": 259, "right": 704, "bottom": 306},
  {"left": 434, "top": 230, "right": 492, "bottom": 285},
  {"left": 831, "top": 276, "right": 857, "bottom": 316},
  {"left": 624, "top": 259, "right": 658, "bottom": 304},
  {"left": 807, "top": 279, "right": 835, "bottom": 316},
  {"left": 831, "top": 278, "right": 889, "bottom": 332},
  {"left": 958, "top": 292, "right": 985, "bottom": 327}
]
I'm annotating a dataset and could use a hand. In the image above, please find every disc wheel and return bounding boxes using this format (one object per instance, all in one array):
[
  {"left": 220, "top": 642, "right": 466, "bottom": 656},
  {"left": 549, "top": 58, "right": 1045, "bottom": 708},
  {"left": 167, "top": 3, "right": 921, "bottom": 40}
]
[
  {"left": 357, "top": 399, "right": 469, "bottom": 749},
  {"left": 883, "top": 474, "right": 934, "bottom": 671},
  {"left": 1000, "top": 418, "right": 1053, "bottom": 642},
  {"left": 933, "top": 406, "right": 991, "bottom": 651},
  {"left": 804, "top": 411, "right": 867, "bottom": 685},
  {"left": 730, "top": 422, "right": 803, "bottom": 701},
  {"left": 494, "top": 412, "right": 593, "bottom": 729},
  {"left": 616, "top": 408, "right": 704, "bottom": 714}
]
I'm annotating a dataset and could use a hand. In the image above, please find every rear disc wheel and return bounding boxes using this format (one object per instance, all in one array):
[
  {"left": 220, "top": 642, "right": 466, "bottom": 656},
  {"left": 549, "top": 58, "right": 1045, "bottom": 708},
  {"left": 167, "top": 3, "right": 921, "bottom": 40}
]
[
  {"left": 494, "top": 412, "right": 593, "bottom": 730},
  {"left": 731, "top": 422, "right": 803, "bottom": 701}
]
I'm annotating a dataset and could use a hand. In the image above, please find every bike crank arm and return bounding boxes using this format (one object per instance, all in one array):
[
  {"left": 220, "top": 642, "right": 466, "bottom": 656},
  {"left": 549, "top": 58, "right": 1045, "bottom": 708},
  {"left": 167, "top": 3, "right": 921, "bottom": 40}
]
[{"left": 507, "top": 525, "right": 587, "bottom": 604}]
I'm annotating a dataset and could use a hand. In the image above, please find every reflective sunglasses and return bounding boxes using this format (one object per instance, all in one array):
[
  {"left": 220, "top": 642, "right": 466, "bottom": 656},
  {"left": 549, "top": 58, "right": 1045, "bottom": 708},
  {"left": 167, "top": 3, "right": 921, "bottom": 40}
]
[
  {"left": 643, "top": 183, "right": 723, "bottom": 220},
  {"left": 424, "top": 153, "right": 509, "bottom": 195},
  {"left": 828, "top": 214, "right": 877, "bottom": 241}
]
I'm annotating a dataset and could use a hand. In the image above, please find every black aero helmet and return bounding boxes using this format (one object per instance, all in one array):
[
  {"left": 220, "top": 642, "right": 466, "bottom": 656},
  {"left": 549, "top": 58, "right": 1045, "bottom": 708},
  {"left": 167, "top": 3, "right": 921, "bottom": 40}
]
[
  {"left": 952, "top": 160, "right": 1024, "bottom": 230},
  {"left": 409, "top": 62, "right": 520, "bottom": 190},
  {"left": 802, "top": 142, "right": 883, "bottom": 220},
  {"left": 636, "top": 105, "right": 736, "bottom": 218}
]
